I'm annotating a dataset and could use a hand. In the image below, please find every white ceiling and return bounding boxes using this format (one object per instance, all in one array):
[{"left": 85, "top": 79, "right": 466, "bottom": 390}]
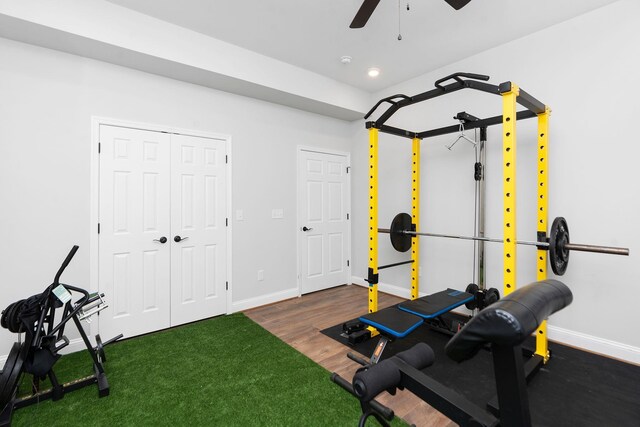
[{"left": 105, "top": 0, "right": 618, "bottom": 92}]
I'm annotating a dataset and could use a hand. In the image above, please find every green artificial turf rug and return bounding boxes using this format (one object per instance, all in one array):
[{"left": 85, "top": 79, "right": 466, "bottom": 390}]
[{"left": 11, "top": 313, "right": 405, "bottom": 426}]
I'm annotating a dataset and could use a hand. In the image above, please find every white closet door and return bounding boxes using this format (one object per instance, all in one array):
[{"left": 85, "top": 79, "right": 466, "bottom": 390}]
[
  {"left": 98, "top": 125, "right": 171, "bottom": 340},
  {"left": 170, "top": 134, "right": 227, "bottom": 326},
  {"left": 298, "top": 149, "right": 349, "bottom": 294}
]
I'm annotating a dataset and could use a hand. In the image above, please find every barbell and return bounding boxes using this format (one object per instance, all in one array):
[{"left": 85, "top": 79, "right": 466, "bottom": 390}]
[{"left": 380, "top": 213, "right": 629, "bottom": 275}]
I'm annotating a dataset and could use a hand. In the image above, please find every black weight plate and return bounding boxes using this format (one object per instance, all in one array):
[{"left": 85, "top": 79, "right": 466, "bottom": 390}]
[
  {"left": 4, "top": 302, "right": 18, "bottom": 333},
  {"left": 485, "top": 288, "right": 500, "bottom": 307},
  {"left": 0, "top": 303, "right": 13, "bottom": 330},
  {"left": 8, "top": 300, "right": 25, "bottom": 333},
  {"left": 95, "top": 334, "right": 106, "bottom": 363},
  {"left": 390, "top": 212, "right": 412, "bottom": 252},
  {"left": 0, "top": 342, "right": 26, "bottom": 410},
  {"left": 550, "top": 217, "right": 570, "bottom": 276},
  {"left": 464, "top": 283, "right": 479, "bottom": 310}
]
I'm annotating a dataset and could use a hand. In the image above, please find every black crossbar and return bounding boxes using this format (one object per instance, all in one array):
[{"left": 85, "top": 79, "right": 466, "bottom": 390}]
[
  {"left": 418, "top": 110, "right": 537, "bottom": 139},
  {"left": 368, "top": 110, "right": 537, "bottom": 141},
  {"left": 378, "top": 260, "right": 414, "bottom": 270}
]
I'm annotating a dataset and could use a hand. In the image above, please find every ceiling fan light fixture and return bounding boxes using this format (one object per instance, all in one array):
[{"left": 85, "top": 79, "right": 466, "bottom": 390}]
[{"left": 368, "top": 67, "right": 380, "bottom": 78}]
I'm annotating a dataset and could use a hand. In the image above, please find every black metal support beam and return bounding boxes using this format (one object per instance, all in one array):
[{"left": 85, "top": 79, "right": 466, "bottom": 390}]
[
  {"left": 487, "top": 353, "right": 544, "bottom": 417},
  {"left": 394, "top": 359, "right": 499, "bottom": 426},
  {"left": 366, "top": 121, "right": 419, "bottom": 139},
  {"left": 517, "top": 88, "right": 546, "bottom": 115},
  {"left": 417, "top": 110, "right": 536, "bottom": 139},
  {"left": 490, "top": 344, "right": 532, "bottom": 427}
]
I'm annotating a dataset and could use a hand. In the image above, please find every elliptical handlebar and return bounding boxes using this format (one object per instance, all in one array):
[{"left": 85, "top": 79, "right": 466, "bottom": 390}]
[{"left": 54, "top": 245, "right": 79, "bottom": 285}]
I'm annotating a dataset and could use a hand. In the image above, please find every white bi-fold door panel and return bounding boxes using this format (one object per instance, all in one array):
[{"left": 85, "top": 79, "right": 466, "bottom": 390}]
[
  {"left": 170, "top": 134, "right": 227, "bottom": 327},
  {"left": 298, "top": 149, "right": 349, "bottom": 295},
  {"left": 99, "top": 125, "right": 227, "bottom": 340},
  {"left": 98, "top": 125, "right": 172, "bottom": 340}
]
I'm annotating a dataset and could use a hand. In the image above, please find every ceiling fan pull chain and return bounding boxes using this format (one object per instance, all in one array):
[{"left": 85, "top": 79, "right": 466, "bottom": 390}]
[{"left": 398, "top": 0, "right": 402, "bottom": 40}]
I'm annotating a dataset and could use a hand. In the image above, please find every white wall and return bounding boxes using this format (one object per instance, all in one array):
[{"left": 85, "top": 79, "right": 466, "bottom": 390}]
[
  {"left": 0, "top": 37, "right": 355, "bottom": 357},
  {"left": 351, "top": 0, "right": 640, "bottom": 362}
]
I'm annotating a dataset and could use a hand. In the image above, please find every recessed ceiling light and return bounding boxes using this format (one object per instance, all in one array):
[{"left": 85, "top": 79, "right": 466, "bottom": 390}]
[
  {"left": 368, "top": 68, "right": 380, "bottom": 78},
  {"left": 340, "top": 55, "right": 352, "bottom": 64}
]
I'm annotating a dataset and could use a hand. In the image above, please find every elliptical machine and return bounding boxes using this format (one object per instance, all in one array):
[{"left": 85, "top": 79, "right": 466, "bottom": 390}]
[{"left": 0, "top": 246, "right": 122, "bottom": 426}]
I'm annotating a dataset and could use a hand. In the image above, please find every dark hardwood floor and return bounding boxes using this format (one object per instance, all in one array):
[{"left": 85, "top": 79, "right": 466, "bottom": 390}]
[{"left": 244, "top": 284, "right": 455, "bottom": 427}]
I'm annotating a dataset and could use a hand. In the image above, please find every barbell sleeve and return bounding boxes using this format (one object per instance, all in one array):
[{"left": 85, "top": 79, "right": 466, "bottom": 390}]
[{"left": 563, "top": 243, "right": 629, "bottom": 256}]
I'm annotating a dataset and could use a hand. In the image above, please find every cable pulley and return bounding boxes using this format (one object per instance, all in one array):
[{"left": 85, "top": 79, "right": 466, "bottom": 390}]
[{"left": 381, "top": 213, "right": 629, "bottom": 276}]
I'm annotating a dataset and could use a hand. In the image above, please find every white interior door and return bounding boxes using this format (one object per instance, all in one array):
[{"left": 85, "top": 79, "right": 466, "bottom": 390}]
[
  {"left": 298, "top": 149, "right": 350, "bottom": 294},
  {"left": 98, "top": 125, "right": 172, "bottom": 340},
  {"left": 170, "top": 134, "right": 227, "bottom": 326}
]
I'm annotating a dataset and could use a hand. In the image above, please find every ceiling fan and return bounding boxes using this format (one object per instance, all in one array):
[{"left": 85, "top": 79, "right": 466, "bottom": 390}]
[{"left": 350, "top": 0, "right": 472, "bottom": 28}]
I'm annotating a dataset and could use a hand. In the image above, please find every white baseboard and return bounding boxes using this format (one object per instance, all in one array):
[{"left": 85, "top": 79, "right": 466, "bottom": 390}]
[
  {"left": 231, "top": 287, "right": 299, "bottom": 312},
  {"left": 0, "top": 337, "right": 89, "bottom": 366},
  {"left": 59, "top": 337, "right": 87, "bottom": 355},
  {"left": 547, "top": 325, "right": 640, "bottom": 365},
  {"left": 351, "top": 276, "right": 640, "bottom": 365}
]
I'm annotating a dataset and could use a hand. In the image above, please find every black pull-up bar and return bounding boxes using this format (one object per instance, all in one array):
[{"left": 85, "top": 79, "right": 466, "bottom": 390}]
[
  {"left": 364, "top": 94, "right": 411, "bottom": 120},
  {"left": 434, "top": 72, "right": 490, "bottom": 90},
  {"left": 365, "top": 72, "right": 547, "bottom": 137}
]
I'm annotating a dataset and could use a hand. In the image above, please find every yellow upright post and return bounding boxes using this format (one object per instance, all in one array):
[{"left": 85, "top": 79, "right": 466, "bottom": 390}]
[
  {"left": 368, "top": 128, "right": 379, "bottom": 314},
  {"left": 536, "top": 107, "right": 551, "bottom": 362},
  {"left": 411, "top": 137, "right": 421, "bottom": 300},
  {"left": 502, "top": 84, "right": 519, "bottom": 296}
]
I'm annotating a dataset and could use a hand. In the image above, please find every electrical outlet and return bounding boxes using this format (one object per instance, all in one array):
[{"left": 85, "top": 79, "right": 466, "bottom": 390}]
[{"left": 258, "top": 270, "right": 264, "bottom": 281}]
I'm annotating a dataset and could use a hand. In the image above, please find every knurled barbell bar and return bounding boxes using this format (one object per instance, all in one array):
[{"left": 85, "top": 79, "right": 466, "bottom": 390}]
[{"left": 380, "top": 213, "right": 629, "bottom": 276}]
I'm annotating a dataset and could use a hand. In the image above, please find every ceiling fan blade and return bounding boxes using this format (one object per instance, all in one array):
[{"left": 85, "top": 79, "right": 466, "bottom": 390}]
[
  {"left": 443, "top": 0, "right": 472, "bottom": 10},
  {"left": 350, "top": 0, "right": 381, "bottom": 29}
]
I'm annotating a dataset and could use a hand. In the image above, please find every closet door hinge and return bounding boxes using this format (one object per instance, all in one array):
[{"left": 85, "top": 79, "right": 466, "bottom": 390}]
[
  {"left": 226, "top": 281, "right": 229, "bottom": 291},
  {"left": 347, "top": 260, "right": 350, "bottom": 267},
  {"left": 346, "top": 166, "right": 350, "bottom": 174},
  {"left": 97, "top": 223, "right": 100, "bottom": 234},
  {"left": 226, "top": 218, "right": 228, "bottom": 227},
  {"left": 347, "top": 213, "right": 349, "bottom": 220},
  {"left": 225, "top": 155, "right": 228, "bottom": 164},
  {"left": 98, "top": 143, "right": 101, "bottom": 154}
]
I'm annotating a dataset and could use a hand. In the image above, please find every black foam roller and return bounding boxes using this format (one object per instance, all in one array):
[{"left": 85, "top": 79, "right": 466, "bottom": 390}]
[
  {"left": 352, "top": 360, "right": 401, "bottom": 402},
  {"left": 394, "top": 342, "right": 435, "bottom": 370}
]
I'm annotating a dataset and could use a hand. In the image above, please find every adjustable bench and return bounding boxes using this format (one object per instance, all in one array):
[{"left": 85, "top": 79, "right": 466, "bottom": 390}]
[{"left": 357, "top": 288, "right": 474, "bottom": 362}]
